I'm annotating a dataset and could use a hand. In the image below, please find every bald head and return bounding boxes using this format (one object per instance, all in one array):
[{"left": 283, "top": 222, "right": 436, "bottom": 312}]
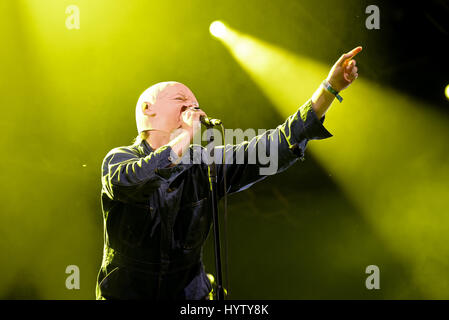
[{"left": 135, "top": 81, "right": 199, "bottom": 134}]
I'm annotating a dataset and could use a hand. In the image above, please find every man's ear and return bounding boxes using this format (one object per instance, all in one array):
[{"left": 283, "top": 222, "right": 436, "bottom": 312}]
[{"left": 142, "top": 102, "right": 156, "bottom": 117}]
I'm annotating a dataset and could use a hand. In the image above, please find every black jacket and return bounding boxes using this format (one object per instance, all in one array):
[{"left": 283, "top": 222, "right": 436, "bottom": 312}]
[{"left": 96, "top": 100, "right": 332, "bottom": 300}]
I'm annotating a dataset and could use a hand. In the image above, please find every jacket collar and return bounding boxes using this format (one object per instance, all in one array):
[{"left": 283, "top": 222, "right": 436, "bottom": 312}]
[
  {"left": 141, "top": 139, "right": 153, "bottom": 156},
  {"left": 140, "top": 139, "right": 202, "bottom": 169}
]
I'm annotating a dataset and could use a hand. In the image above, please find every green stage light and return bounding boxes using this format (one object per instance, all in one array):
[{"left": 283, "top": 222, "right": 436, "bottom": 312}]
[
  {"left": 210, "top": 21, "right": 227, "bottom": 39},
  {"left": 213, "top": 23, "right": 449, "bottom": 298},
  {"left": 445, "top": 84, "right": 449, "bottom": 101}
]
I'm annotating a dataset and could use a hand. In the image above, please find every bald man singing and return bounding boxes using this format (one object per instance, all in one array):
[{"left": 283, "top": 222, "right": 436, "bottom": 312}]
[{"left": 96, "top": 47, "right": 362, "bottom": 300}]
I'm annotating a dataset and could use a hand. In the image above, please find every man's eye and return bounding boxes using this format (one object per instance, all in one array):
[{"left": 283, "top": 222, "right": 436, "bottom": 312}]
[{"left": 175, "top": 97, "right": 185, "bottom": 100}]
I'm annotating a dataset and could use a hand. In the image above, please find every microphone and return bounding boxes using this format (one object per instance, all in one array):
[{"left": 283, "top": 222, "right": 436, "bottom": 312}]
[{"left": 200, "top": 115, "right": 222, "bottom": 127}]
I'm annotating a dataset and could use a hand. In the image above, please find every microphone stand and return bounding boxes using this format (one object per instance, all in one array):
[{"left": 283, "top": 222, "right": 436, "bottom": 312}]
[{"left": 205, "top": 126, "right": 225, "bottom": 300}]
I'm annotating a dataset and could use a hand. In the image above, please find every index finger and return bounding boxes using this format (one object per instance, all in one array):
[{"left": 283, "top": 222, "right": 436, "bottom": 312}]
[{"left": 343, "top": 46, "right": 363, "bottom": 66}]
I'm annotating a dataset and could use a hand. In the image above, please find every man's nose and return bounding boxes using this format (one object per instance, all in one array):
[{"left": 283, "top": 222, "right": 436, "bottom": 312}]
[{"left": 186, "top": 101, "right": 199, "bottom": 109}]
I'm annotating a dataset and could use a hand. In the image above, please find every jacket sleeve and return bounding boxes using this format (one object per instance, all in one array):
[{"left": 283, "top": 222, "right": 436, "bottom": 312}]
[
  {"left": 101, "top": 145, "right": 173, "bottom": 202},
  {"left": 209, "top": 99, "right": 333, "bottom": 197}
]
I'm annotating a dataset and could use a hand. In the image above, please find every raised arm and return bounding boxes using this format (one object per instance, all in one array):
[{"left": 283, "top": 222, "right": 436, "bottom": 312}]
[
  {"left": 211, "top": 46, "right": 363, "bottom": 197},
  {"left": 210, "top": 99, "right": 332, "bottom": 197},
  {"left": 312, "top": 46, "right": 362, "bottom": 118}
]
